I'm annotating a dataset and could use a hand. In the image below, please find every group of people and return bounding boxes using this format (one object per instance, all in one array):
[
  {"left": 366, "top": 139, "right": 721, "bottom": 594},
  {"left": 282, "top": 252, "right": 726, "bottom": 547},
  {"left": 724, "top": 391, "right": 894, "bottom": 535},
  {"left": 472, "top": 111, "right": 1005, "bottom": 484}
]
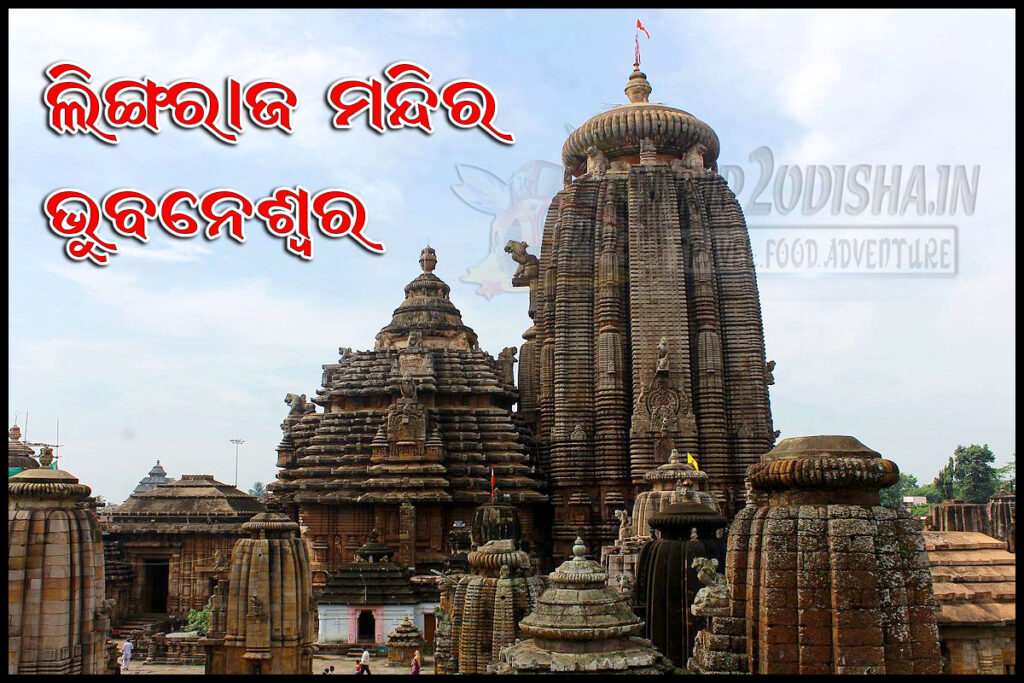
[
  {"left": 318, "top": 648, "right": 420, "bottom": 675},
  {"left": 119, "top": 637, "right": 423, "bottom": 675}
]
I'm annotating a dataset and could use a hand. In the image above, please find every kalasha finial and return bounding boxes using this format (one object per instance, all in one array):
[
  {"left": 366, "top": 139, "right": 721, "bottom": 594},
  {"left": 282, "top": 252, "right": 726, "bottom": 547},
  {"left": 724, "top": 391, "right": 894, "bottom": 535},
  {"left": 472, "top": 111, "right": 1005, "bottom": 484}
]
[
  {"left": 669, "top": 448, "right": 680, "bottom": 464},
  {"left": 572, "top": 535, "right": 587, "bottom": 560},
  {"left": 10, "top": 424, "right": 21, "bottom": 441},
  {"left": 625, "top": 69, "right": 652, "bottom": 104},
  {"left": 39, "top": 446, "right": 54, "bottom": 467},
  {"left": 419, "top": 245, "right": 437, "bottom": 273}
]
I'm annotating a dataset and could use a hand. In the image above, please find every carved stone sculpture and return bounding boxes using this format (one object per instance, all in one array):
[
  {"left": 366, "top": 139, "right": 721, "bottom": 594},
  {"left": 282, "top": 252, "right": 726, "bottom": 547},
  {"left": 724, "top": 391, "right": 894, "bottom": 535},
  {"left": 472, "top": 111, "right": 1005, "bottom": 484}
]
[{"left": 689, "top": 557, "right": 729, "bottom": 617}]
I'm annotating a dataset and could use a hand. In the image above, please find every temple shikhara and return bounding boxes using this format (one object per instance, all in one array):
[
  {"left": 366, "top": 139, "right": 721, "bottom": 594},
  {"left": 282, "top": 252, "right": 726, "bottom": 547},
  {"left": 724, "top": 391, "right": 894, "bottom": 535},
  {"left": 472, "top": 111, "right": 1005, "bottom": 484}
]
[{"left": 7, "top": 61, "right": 1014, "bottom": 677}]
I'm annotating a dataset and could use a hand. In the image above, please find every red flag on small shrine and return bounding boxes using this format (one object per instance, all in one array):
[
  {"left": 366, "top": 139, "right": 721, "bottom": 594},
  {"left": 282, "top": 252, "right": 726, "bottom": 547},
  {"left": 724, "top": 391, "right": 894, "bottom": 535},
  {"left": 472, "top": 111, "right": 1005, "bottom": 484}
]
[
  {"left": 637, "top": 19, "right": 651, "bottom": 39},
  {"left": 490, "top": 465, "right": 496, "bottom": 496}
]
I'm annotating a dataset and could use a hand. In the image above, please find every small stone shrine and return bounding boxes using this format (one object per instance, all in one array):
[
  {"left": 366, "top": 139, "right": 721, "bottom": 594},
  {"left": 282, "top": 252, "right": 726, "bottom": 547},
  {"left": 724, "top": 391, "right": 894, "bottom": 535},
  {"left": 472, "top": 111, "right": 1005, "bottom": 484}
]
[
  {"left": 689, "top": 435, "right": 942, "bottom": 674},
  {"left": 386, "top": 616, "right": 425, "bottom": 666},
  {"left": 7, "top": 424, "right": 38, "bottom": 477},
  {"left": 315, "top": 530, "right": 437, "bottom": 649},
  {"left": 201, "top": 512, "right": 314, "bottom": 675},
  {"left": 441, "top": 492, "right": 546, "bottom": 674},
  {"left": 635, "top": 495, "right": 728, "bottom": 668},
  {"left": 496, "top": 536, "right": 672, "bottom": 674},
  {"left": 102, "top": 474, "right": 263, "bottom": 620},
  {"left": 9, "top": 450, "right": 108, "bottom": 674},
  {"left": 602, "top": 448, "right": 718, "bottom": 597}
]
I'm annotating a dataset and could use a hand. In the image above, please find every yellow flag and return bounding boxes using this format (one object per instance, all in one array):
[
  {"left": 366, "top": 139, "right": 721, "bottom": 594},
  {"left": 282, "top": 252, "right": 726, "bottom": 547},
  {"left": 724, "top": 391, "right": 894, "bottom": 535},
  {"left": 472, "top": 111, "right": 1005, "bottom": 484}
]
[{"left": 686, "top": 452, "right": 699, "bottom": 472}]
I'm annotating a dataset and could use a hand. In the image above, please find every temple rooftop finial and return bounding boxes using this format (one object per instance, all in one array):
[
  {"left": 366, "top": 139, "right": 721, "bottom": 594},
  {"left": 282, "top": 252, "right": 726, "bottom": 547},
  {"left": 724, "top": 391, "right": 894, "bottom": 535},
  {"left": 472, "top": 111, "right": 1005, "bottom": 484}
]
[
  {"left": 419, "top": 245, "right": 437, "bottom": 273},
  {"left": 625, "top": 68, "right": 652, "bottom": 104}
]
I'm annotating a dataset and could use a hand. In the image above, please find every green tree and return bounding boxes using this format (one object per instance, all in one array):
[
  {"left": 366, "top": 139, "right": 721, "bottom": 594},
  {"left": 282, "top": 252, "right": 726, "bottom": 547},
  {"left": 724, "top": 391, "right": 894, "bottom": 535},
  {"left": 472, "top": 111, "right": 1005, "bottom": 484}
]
[
  {"left": 995, "top": 452, "right": 1015, "bottom": 493},
  {"left": 186, "top": 607, "right": 210, "bottom": 636},
  {"left": 880, "top": 472, "right": 919, "bottom": 508},
  {"left": 952, "top": 444, "right": 998, "bottom": 503},
  {"left": 248, "top": 481, "right": 268, "bottom": 501},
  {"left": 933, "top": 456, "right": 957, "bottom": 501}
]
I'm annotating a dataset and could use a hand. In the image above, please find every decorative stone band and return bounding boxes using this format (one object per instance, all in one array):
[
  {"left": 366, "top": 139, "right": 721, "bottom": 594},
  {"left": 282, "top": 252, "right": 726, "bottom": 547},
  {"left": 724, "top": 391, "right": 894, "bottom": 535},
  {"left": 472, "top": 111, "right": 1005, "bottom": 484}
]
[
  {"left": 467, "top": 544, "right": 532, "bottom": 572},
  {"left": 240, "top": 512, "right": 299, "bottom": 535},
  {"left": 747, "top": 454, "right": 899, "bottom": 492},
  {"left": 9, "top": 468, "right": 92, "bottom": 500},
  {"left": 561, "top": 72, "right": 720, "bottom": 176}
]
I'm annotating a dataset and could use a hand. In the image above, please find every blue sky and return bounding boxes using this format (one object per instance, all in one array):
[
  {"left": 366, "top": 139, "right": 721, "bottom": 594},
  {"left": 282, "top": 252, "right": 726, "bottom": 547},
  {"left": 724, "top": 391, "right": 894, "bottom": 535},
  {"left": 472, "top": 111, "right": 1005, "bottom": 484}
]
[{"left": 8, "top": 9, "right": 1015, "bottom": 503}]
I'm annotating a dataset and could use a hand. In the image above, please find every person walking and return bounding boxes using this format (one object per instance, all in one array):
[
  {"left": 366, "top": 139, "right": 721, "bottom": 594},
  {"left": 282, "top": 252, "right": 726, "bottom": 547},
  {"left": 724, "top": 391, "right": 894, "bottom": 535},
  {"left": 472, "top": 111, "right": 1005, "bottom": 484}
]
[
  {"left": 410, "top": 650, "right": 421, "bottom": 675},
  {"left": 359, "top": 649, "right": 372, "bottom": 675},
  {"left": 120, "top": 638, "right": 133, "bottom": 672}
]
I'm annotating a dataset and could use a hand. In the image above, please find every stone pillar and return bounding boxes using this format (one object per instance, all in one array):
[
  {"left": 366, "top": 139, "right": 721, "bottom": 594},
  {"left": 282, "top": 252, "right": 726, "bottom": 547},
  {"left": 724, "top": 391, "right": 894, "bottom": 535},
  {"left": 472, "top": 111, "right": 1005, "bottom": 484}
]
[
  {"left": 399, "top": 502, "right": 416, "bottom": 568},
  {"left": 9, "top": 465, "right": 107, "bottom": 674}
]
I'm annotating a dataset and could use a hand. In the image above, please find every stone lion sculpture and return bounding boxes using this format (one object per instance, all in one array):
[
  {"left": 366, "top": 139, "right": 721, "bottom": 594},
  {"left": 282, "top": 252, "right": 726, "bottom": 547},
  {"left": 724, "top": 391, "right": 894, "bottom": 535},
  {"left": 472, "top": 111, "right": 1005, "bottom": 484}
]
[
  {"left": 690, "top": 557, "right": 730, "bottom": 617},
  {"left": 285, "top": 393, "right": 315, "bottom": 416},
  {"left": 504, "top": 240, "right": 539, "bottom": 281}
]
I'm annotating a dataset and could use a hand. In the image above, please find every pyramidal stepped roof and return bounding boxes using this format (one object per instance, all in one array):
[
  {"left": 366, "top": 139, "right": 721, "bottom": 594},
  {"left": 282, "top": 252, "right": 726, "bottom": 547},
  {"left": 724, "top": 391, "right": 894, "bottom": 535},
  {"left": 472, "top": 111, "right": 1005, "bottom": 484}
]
[
  {"left": 110, "top": 474, "right": 264, "bottom": 530},
  {"left": 497, "top": 537, "right": 672, "bottom": 674},
  {"left": 129, "top": 459, "right": 175, "bottom": 497},
  {"left": 375, "top": 246, "right": 479, "bottom": 351}
]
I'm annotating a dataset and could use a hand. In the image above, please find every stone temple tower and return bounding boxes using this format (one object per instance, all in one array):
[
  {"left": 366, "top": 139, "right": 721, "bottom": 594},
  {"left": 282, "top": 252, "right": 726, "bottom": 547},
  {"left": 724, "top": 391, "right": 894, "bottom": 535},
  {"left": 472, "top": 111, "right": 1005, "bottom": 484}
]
[{"left": 514, "top": 68, "right": 774, "bottom": 555}]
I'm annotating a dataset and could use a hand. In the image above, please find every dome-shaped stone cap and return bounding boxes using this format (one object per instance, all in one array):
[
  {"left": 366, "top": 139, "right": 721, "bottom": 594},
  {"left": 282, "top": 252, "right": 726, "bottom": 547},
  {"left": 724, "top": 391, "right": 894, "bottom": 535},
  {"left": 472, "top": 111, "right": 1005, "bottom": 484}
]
[
  {"left": 241, "top": 511, "right": 299, "bottom": 535},
  {"left": 8, "top": 424, "right": 39, "bottom": 471},
  {"left": 562, "top": 70, "right": 720, "bottom": 176},
  {"left": 748, "top": 434, "right": 899, "bottom": 492},
  {"left": 643, "top": 448, "right": 708, "bottom": 485},
  {"left": 648, "top": 498, "right": 727, "bottom": 535},
  {"left": 9, "top": 466, "right": 92, "bottom": 500},
  {"left": 519, "top": 537, "right": 643, "bottom": 640}
]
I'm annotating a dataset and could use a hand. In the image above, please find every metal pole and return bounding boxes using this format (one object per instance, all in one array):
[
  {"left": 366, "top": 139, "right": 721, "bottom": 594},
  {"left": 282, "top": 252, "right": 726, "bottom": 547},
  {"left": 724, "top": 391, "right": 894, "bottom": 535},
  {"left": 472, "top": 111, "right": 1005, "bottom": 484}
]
[{"left": 230, "top": 439, "right": 244, "bottom": 488}]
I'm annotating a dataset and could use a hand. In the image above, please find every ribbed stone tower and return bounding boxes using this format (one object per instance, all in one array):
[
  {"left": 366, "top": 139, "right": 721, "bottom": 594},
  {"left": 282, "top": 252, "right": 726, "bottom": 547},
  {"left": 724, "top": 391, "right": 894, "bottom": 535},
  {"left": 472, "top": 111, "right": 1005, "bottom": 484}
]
[
  {"left": 496, "top": 536, "right": 672, "bottom": 674},
  {"left": 690, "top": 435, "right": 942, "bottom": 674},
  {"left": 202, "top": 512, "right": 314, "bottom": 675},
  {"left": 271, "top": 246, "right": 545, "bottom": 574},
  {"left": 9, "top": 453, "right": 108, "bottom": 674},
  {"left": 515, "top": 68, "right": 774, "bottom": 555},
  {"left": 442, "top": 494, "right": 545, "bottom": 675}
]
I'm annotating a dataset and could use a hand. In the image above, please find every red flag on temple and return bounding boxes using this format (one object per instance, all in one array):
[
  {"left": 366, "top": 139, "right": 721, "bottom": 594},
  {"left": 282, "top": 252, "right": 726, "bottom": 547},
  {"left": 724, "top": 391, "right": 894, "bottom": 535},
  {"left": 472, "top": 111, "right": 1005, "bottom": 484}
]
[
  {"left": 637, "top": 19, "right": 650, "bottom": 39},
  {"left": 490, "top": 465, "right": 496, "bottom": 497}
]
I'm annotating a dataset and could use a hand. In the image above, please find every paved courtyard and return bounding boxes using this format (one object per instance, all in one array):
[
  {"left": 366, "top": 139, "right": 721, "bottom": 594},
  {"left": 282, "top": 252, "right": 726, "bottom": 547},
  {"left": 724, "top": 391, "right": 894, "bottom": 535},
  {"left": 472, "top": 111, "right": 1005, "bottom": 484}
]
[{"left": 120, "top": 654, "right": 434, "bottom": 675}]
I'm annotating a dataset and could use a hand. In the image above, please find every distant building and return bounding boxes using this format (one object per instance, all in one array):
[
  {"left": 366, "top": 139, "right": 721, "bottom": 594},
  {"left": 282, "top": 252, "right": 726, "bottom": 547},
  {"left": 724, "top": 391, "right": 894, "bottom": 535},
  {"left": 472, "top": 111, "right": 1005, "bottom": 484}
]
[
  {"left": 129, "top": 459, "right": 175, "bottom": 497},
  {"left": 924, "top": 531, "right": 1015, "bottom": 674},
  {"left": 903, "top": 495, "right": 928, "bottom": 506}
]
